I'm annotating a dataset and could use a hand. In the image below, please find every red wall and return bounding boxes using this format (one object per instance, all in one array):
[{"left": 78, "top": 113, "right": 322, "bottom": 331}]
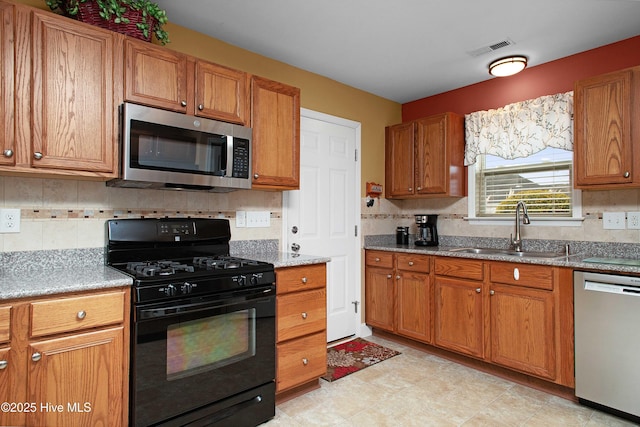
[{"left": 402, "top": 35, "right": 640, "bottom": 121}]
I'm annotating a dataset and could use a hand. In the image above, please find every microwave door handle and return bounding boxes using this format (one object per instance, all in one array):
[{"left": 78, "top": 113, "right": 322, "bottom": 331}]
[{"left": 226, "top": 135, "right": 234, "bottom": 178}]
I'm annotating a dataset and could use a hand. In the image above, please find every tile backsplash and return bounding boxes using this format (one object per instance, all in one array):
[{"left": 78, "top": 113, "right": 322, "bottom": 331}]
[
  {"left": 1, "top": 175, "right": 639, "bottom": 253},
  {"left": 0, "top": 176, "right": 283, "bottom": 252}
]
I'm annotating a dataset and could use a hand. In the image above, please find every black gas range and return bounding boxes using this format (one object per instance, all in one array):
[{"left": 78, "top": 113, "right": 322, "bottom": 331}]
[{"left": 106, "top": 218, "right": 276, "bottom": 427}]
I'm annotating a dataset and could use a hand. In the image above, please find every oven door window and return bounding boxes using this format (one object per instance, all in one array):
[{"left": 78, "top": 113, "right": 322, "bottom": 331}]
[
  {"left": 130, "top": 119, "right": 228, "bottom": 176},
  {"left": 166, "top": 309, "right": 256, "bottom": 380}
]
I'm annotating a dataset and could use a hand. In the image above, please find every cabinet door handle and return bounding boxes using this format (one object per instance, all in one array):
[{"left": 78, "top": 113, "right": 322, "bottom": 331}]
[
  {"left": 396, "top": 275, "right": 401, "bottom": 280},
  {"left": 476, "top": 288, "right": 481, "bottom": 293},
  {"left": 33, "top": 152, "right": 43, "bottom": 160},
  {"left": 253, "top": 173, "right": 259, "bottom": 179},
  {"left": 77, "top": 310, "right": 86, "bottom": 320},
  {"left": 417, "top": 187, "right": 422, "bottom": 191},
  {"left": 301, "top": 312, "right": 308, "bottom": 319},
  {"left": 624, "top": 171, "right": 631, "bottom": 178},
  {"left": 490, "top": 290, "right": 495, "bottom": 296},
  {"left": 198, "top": 104, "right": 204, "bottom": 111},
  {"left": 387, "top": 274, "right": 392, "bottom": 279},
  {"left": 32, "top": 352, "right": 42, "bottom": 362},
  {"left": 302, "top": 358, "right": 309, "bottom": 366},
  {"left": 181, "top": 100, "right": 187, "bottom": 107},
  {"left": 3, "top": 149, "right": 13, "bottom": 158},
  {"left": 0, "top": 360, "right": 7, "bottom": 370},
  {"left": 408, "top": 187, "right": 412, "bottom": 192}
]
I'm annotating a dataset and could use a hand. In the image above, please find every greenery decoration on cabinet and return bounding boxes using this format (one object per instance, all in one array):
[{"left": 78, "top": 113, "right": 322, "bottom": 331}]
[{"left": 45, "top": 0, "right": 170, "bottom": 44}]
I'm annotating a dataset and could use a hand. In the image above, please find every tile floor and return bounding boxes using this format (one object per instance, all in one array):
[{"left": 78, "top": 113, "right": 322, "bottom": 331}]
[{"left": 265, "top": 335, "right": 637, "bottom": 427}]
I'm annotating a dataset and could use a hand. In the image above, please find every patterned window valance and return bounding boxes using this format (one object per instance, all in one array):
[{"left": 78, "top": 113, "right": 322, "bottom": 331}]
[{"left": 464, "top": 91, "right": 573, "bottom": 165}]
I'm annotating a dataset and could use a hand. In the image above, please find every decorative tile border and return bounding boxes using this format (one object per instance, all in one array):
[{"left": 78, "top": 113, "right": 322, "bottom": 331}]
[{"left": 19, "top": 209, "right": 281, "bottom": 221}]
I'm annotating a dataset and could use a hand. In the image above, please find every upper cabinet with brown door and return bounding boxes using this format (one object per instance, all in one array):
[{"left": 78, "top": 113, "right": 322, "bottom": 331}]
[
  {"left": 124, "top": 38, "right": 250, "bottom": 125},
  {"left": 0, "top": 3, "right": 122, "bottom": 178},
  {"left": 574, "top": 66, "right": 640, "bottom": 189},
  {"left": 0, "top": 2, "right": 14, "bottom": 167},
  {"left": 251, "top": 75, "right": 300, "bottom": 190},
  {"left": 385, "top": 112, "right": 465, "bottom": 199}
]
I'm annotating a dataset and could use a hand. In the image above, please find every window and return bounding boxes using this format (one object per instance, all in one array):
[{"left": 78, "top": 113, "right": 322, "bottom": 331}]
[{"left": 468, "top": 147, "right": 582, "bottom": 223}]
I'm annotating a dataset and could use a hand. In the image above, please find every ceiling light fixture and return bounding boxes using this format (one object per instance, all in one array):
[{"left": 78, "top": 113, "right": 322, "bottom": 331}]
[{"left": 488, "top": 56, "right": 528, "bottom": 77}]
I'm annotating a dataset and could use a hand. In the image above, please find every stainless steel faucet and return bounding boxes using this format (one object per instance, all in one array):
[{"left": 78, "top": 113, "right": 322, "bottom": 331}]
[{"left": 510, "top": 201, "right": 530, "bottom": 252}]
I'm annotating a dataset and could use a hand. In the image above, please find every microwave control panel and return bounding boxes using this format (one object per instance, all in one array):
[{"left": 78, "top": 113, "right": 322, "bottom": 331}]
[{"left": 232, "top": 138, "right": 250, "bottom": 178}]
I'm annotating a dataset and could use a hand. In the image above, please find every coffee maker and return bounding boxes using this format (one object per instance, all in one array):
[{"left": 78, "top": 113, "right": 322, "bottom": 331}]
[{"left": 415, "top": 214, "right": 438, "bottom": 246}]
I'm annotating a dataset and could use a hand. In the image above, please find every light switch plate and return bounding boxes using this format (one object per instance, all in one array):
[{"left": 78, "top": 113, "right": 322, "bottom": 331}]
[
  {"left": 603, "top": 212, "right": 626, "bottom": 230},
  {"left": 247, "top": 211, "right": 271, "bottom": 228}
]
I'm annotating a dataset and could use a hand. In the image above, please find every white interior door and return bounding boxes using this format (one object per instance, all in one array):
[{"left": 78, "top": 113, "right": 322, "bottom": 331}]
[{"left": 283, "top": 109, "right": 361, "bottom": 343}]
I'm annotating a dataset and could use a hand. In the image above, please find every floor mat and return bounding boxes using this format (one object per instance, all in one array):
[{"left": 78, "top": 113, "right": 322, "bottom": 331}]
[{"left": 321, "top": 338, "right": 401, "bottom": 382}]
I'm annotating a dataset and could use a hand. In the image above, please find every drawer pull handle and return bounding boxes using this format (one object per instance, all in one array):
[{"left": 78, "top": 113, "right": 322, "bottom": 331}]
[
  {"left": 32, "top": 352, "right": 42, "bottom": 362},
  {"left": 513, "top": 268, "right": 520, "bottom": 281},
  {"left": 476, "top": 288, "right": 481, "bottom": 293},
  {"left": 301, "top": 277, "right": 308, "bottom": 284},
  {"left": 301, "top": 312, "right": 308, "bottom": 319},
  {"left": 408, "top": 261, "right": 414, "bottom": 266},
  {"left": 0, "top": 360, "right": 7, "bottom": 370},
  {"left": 387, "top": 274, "right": 392, "bottom": 279},
  {"left": 302, "top": 358, "right": 309, "bottom": 366},
  {"left": 77, "top": 310, "right": 87, "bottom": 320},
  {"left": 375, "top": 257, "right": 381, "bottom": 262}
]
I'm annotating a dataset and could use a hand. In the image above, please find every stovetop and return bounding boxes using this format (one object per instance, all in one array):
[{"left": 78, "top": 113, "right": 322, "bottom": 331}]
[{"left": 106, "top": 218, "right": 275, "bottom": 303}]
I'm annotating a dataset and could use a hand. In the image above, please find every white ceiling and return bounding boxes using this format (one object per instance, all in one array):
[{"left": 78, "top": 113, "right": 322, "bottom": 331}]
[{"left": 154, "top": 0, "right": 640, "bottom": 103}]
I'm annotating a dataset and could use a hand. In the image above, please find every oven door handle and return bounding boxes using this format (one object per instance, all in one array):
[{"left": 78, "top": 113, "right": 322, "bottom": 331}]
[{"left": 138, "top": 287, "right": 274, "bottom": 320}]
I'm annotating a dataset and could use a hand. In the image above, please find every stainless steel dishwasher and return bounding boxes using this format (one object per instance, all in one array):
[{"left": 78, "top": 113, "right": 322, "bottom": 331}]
[{"left": 574, "top": 271, "right": 640, "bottom": 422}]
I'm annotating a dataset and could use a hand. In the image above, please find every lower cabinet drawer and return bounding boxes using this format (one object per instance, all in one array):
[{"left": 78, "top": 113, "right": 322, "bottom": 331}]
[
  {"left": 30, "top": 291, "right": 125, "bottom": 337},
  {"left": 277, "top": 289, "right": 326, "bottom": 342},
  {"left": 276, "top": 331, "right": 327, "bottom": 392}
]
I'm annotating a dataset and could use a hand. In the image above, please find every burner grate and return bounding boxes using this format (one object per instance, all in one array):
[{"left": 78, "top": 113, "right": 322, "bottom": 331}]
[{"left": 127, "top": 260, "right": 195, "bottom": 277}]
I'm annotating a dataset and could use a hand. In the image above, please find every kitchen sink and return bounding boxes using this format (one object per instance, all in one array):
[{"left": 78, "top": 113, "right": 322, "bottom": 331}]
[{"left": 449, "top": 247, "right": 566, "bottom": 259}]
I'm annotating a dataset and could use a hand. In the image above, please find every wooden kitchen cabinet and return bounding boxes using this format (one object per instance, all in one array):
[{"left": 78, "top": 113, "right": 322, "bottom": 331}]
[
  {"left": 0, "top": 305, "right": 10, "bottom": 406},
  {"left": 364, "top": 250, "right": 432, "bottom": 343},
  {"left": 275, "top": 263, "right": 327, "bottom": 395},
  {"left": 433, "top": 257, "right": 485, "bottom": 358},
  {"left": 385, "top": 112, "right": 465, "bottom": 199},
  {"left": 0, "top": 288, "right": 130, "bottom": 427},
  {"left": 395, "top": 253, "right": 431, "bottom": 343},
  {"left": 0, "top": 2, "right": 14, "bottom": 167},
  {"left": 574, "top": 66, "right": 640, "bottom": 189},
  {"left": 251, "top": 75, "right": 300, "bottom": 190},
  {"left": 0, "top": 2, "right": 121, "bottom": 178},
  {"left": 124, "top": 39, "right": 250, "bottom": 124},
  {"left": 488, "top": 262, "right": 556, "bottom": 381}
]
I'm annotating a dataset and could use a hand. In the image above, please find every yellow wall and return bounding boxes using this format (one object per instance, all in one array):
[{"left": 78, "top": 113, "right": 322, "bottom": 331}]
[{"left": 19, "top": 0, "right": 402, "bottom": 196}]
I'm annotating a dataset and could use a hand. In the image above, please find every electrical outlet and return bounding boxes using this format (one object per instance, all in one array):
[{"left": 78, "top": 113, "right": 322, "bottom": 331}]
[
  {"left": 628, "top": 212, "right": 640, "bottom": 230},
  {"left": 603, "top": 212, "right": 626, "bottom": 230},
  {"left": 235, "top": 211, "right": 247, "bottom": 228},
  {"left": 0, "top": 208, "right": 20, "bottom": 233}
]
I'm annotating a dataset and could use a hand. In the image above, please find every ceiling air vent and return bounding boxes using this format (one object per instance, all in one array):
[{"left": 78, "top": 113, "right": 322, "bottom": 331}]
[{"left": 467, "top": 38, "right": 515, "bottom": 57}]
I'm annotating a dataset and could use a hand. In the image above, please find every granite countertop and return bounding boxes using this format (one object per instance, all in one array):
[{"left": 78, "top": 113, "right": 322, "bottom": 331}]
[
  {"left": 364, "top": 242, "right": 640, "bottom": 275},
  {"left": 0, "top": 265, "right": 133, "bottom": 301},
  {"left": 0, "top": 249, "right": 330, "bottom": 301},
  {"left": 231, "top": 250, "right": 331, "bottom": 268}
]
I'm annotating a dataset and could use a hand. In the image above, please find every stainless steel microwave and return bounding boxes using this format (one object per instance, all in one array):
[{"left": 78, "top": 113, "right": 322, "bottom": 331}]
[{"left": 108, "top": 103, "right": 252, "bottom": 192}]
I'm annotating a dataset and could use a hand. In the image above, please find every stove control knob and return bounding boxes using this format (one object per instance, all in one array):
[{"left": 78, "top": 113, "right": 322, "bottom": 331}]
[
  {"left": 250, "top": 275, "right": 259, "bottom": 286},
  {"left": 237, "top": 275, "right": 246, "bottom": 286},
  {"left": 164, "top": 284, "right": 177, "bottom": 297},
  {"left": 181, "top": 282, "right": 193, "bottom": 294}
]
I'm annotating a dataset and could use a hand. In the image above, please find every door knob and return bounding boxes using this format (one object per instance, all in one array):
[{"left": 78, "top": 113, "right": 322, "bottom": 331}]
[
  {"left": 291, "top": 226, "right": 298, "bottom": 234},
  {"left": 291, "top": 243, "right": 300, "bottom": 252}
]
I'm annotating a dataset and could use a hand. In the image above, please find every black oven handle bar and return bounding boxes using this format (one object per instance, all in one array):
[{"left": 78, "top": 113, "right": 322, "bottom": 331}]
[{"left": 137, "top": 286, "right": 275, "bottom": 320}]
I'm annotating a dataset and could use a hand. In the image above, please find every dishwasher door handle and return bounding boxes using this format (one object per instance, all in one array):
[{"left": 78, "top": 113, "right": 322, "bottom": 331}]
[{"left": 585, "top": 281, "right": 640, "bottom": 295}]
